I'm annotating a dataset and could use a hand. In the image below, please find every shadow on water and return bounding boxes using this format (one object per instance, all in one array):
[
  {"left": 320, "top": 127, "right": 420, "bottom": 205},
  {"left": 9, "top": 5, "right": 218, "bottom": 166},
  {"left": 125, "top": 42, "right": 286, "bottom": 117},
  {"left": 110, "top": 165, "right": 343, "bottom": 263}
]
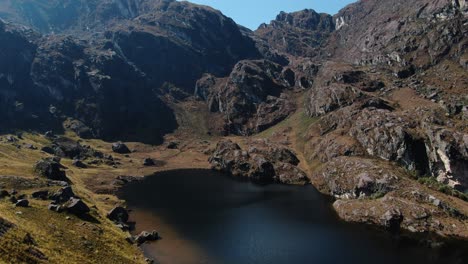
[{"left": 119, "top": 169, "right": 468, "bottom": 264}]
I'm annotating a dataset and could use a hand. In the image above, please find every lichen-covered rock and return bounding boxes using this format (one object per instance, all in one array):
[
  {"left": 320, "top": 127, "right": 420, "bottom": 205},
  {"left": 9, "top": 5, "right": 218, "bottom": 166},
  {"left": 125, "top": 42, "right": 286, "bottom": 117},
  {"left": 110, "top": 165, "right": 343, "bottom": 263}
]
[{"left": 209, "top": 139, "right": 308, "bottom": 184}]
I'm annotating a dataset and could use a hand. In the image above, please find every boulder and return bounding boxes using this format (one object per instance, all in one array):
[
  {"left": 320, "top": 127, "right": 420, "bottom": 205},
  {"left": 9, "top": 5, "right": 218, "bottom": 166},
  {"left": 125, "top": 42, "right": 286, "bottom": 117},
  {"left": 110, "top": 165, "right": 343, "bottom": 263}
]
[
  {"left": 112, "top": 142, "right": 131, "bottom": 154},
  {"left": 72, "top": 159, "right": 87, "bottom": 168},
  {"left": 107, "top": 207, "right": 129, "bottom": 223},
  {"left": 167, "top": 142, "right": 179, "bottom": 149},
  {"left": 31, "top": 190, "right": 49, "bottom": 200},
  {"left": 0, "top": 190, "right": 9, "bottom": 198},
  {"left": 50, "top": 186, "right": 75, "bottom": 203},
  {"left": 40, "top": 146, "right": 55, "bottom": 154},
  {"left": 63, "top": 198, "right": 90, "bottom": 215},
  {"left": 34, "top": 158, "right": 68, "bottom": 181},
  {"left": 134, "top": 230, "right": 160, "bottom": 245},
  {"left": 15, "top": 199, "right": 29, "bottom": 207},
  {"left": 143, "top": 158, "right": 155, "bottom": 166}
]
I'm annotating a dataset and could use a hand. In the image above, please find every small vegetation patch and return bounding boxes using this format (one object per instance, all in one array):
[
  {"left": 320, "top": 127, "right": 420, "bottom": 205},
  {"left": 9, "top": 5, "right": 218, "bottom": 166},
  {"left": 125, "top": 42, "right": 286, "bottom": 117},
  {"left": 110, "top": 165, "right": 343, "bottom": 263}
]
[{"left": 418, "top": 177, "right": 468, "bottom": 202}]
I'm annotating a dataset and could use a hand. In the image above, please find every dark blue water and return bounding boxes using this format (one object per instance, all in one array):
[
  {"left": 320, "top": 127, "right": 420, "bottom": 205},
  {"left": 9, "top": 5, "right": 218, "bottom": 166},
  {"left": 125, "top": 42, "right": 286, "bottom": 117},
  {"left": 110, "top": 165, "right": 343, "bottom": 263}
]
[{"left": 119, "top": 169, "right": 467, "bottom": 264}]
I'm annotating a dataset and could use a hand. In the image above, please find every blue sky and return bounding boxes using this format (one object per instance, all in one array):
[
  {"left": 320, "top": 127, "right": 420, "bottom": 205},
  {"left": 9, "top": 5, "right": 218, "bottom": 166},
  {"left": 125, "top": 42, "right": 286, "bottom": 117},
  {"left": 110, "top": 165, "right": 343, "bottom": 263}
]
[{"left": 179, "top": 0, "right": 356, "bottom": 30}]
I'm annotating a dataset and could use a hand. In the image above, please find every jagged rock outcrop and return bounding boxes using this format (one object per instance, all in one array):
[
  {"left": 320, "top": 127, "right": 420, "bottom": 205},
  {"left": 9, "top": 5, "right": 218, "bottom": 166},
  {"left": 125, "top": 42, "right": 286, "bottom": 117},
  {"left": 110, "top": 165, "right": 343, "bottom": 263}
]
[
  {"left": 209, "top": 139, "right": 308, "bottom": 184},
  {"left": 197, "top": 60, "right": 296, "bottom": 135},
  {"left": 349, "top": 109, "right": 431, "bottom": 174},
  {"left": 34, "top": 158, "right": 68, "bottom": 181},
  {"left": 314, "top": 157, "right": 468, "bottom": 236},
  {"left": 256, "top": 9, "right": 334, "bottom": 57},
  {"left": 306, "top": 84, "right": 363, "bottom": 117}
]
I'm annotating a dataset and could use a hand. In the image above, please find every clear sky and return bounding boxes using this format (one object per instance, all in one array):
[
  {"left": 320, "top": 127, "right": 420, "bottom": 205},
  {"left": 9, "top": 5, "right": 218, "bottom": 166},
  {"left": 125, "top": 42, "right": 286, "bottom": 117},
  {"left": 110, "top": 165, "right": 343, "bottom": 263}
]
[{"left": 179, "top": 0, "right": 357, "bottom": 30}]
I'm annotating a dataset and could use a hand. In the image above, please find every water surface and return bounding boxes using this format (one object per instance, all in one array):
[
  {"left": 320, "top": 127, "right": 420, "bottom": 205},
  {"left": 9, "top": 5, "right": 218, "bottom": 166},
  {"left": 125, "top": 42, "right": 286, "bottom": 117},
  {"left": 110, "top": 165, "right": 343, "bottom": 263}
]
[{"left": 119, "top": 169, "right": 467, "bottom": 264}]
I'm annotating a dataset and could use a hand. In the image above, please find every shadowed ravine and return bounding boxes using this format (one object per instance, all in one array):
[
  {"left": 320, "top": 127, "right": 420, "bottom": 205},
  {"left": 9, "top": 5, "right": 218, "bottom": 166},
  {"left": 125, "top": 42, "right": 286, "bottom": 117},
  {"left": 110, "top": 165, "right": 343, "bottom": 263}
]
[{"left": 118, "top": 169, "right": 466, "bottom": 264}]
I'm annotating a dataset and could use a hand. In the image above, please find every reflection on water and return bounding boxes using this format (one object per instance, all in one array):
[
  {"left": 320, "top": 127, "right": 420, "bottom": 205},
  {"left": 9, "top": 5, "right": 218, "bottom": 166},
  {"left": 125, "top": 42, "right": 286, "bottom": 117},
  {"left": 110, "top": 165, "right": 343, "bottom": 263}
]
[{"left": 119, "top": 169, "right": 467, "bottom": 264}]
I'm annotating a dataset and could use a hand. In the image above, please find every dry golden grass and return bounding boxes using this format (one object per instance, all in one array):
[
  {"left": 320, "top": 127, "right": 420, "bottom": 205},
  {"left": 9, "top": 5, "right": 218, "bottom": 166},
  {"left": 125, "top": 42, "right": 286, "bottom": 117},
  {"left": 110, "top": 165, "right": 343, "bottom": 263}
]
[{"left": 0, "top": 133, "right": 150, "bottom": 263}]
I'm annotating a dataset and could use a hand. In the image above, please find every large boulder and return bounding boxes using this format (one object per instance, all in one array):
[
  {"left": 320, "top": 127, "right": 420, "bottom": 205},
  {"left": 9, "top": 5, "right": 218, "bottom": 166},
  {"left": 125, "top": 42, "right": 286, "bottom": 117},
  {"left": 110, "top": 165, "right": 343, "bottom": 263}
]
[
  {"left": 112, "top": 142, "right": 131, "bottom": 154},
  {"left": 31, "top": 190, "right": 49, "bottom": 200},
  {"left": 63, "top": 198, "right": 90, "bottom": 216},
  {"left": 107, "top": 207, "right": 129, "bottom": 223},
  {"left": 34, "top": 158, "right": 67, "bottom": 181},
  {"left": 15, "top": 199, "right": 29, "bottom": 207}
]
